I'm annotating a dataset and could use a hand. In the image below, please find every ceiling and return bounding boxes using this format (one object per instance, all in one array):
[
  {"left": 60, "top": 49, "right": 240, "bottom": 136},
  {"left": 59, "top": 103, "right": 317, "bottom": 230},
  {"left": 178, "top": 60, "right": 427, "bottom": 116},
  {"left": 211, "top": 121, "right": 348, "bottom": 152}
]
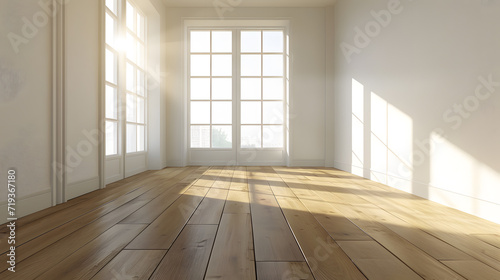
[{"left": 162, "top": 0, "right": 337, "bottom": 8}]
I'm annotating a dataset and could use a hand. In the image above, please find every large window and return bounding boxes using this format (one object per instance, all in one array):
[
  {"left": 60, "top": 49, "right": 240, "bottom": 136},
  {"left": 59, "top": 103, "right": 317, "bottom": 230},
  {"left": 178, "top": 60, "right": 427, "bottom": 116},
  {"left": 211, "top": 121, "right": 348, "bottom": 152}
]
[
  {"left": 188, "top": 29, "right": 286, "bottom": 150},
  {"left": 189, "top": 30, "right": 233, "bottom": 149},
  {"left": 240, "top": 30, "right": 284, "bottom": 148},
  {"left": 105, "top": 0, "right": 147, "bottom": 156},
  {"left": 125, "top": 2, "right": 147, "bottom": 153}
]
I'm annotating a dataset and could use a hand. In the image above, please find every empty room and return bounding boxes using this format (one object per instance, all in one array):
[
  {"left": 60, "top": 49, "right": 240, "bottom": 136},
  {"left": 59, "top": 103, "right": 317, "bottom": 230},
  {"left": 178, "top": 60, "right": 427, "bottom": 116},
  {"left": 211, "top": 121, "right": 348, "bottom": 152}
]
[{"left": 1, "top": 0, "right": 500, "bottom": 279}]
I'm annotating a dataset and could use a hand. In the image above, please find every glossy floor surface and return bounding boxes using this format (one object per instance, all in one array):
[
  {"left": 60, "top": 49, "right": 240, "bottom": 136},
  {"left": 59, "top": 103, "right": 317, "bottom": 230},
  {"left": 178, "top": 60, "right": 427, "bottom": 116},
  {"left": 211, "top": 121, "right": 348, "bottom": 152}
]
[{"left": 1, "top": 166, "right": 500, "bottom": 279}]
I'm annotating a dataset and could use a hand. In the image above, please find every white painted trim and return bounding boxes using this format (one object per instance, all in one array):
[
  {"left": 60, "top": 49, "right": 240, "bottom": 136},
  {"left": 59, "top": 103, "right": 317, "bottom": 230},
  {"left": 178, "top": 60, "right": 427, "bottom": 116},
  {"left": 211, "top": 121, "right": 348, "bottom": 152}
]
[
  {"left": 125, "top": 166, "right": 148, "bottom": 178},
  {"left": 98, "top": 0, "right": 106, "bottom": 189},
  {"left": 188, "top": 161, "right": 284, "bottom": 166},
  {"left": 106, "top": 174, "right": 124, "bottom": 184},
  {"left": 166, "top": 160, "right": 184, "bottom": 167},
  {"left": 288, "top": 160, "right": 325, "bottom": 167},
  {"left": 0, "top": 190, "right": 52, "bottom": 222},
  {"left": 66, "top": 177, "right": 100, "bottom": 200},
  {"left": 52, "top": 0, "right": 66, "bottom": 205}
]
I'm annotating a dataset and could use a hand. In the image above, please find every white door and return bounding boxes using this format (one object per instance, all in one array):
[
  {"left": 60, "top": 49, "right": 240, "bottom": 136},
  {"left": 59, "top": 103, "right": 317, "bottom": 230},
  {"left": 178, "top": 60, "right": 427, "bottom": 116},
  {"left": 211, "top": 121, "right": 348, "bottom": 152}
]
[
  {"left": 188, "top": 28, "right": 287, "bottom": 166},
  {"left": 104, "top": 0, "right": 148, "bottom": 183}
]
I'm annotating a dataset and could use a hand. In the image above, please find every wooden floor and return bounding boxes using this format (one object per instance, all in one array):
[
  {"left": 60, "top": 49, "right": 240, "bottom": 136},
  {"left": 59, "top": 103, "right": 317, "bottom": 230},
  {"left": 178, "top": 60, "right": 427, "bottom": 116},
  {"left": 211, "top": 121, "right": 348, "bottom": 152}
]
[{"left": 2, "top": 166, "right": 500, "bottom": 280}]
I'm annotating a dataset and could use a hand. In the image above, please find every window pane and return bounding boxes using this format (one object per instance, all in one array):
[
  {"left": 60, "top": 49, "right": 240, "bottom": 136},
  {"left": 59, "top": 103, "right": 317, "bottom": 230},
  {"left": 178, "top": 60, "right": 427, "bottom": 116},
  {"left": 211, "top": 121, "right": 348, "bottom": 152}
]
[
  {"left": 191, "top": 125, "right": 210, "bottom": 148},
  {"left": 212, "top": 55, "right": 232, "bottom": 76},
  {"left": 263, "top": 31, "right": 284, "bottom": 53},
  {"left": 137, "top": 125, "right": 145, "bottom": 151},
  {"left": 241, "top": 101, "right": 261, "bottom": 124},
  {"left": 190, "top": 55, "right": 210, "bottom": 76},
  {"left": 126, "top": 63, "right": 135, "bottom": 92},
  {"left": 212, "top": 101, "right": 232, "bottom": 124},
  {"left": 127, "top": 93, "right": 136, "bottom": 122},
  {"left": 127, "top": 124, "right": 137, "bottom": 153},
  {"left": 212, "top": 126, "right": 232, "bottom": 148},
  {"left": 105, "top": 49, "right": 117, "bottom": 84},
  {"left": 137, "top": 97, "right": 145, "bottom": 124},
  {"left": 241, "top": 78, "right": 261, "bottom": 100},
  {"left": 241, "top": 125, "right": 261, "bottom": 148},
  {"left": 105, "top": 85, "right": 117, "bottom": 119},
  {"left": 241, "top": 31, "right": 261, "bottom": 53},
  {"left": 126, "top": 2, "right": 135, "bottom": 32},
  {"left": 191, "top": 78, "right": 210, "bottom": 100},
  {"left": 137, "top": 42, "right": 144, "bottom": 68},
  {"left": 137, "top": 69, "right": 145, "bottom": 96},
  {"left": 263, "top": 55, "right": 283, "bottom": 76},
  {"left": 212, "top": 78, "right": 232, "bottom": 100},
  {"left": 212, "top": 31, "right": 232, "bottom": 53},
  {"left": 105, "top": 13, "right": 116, "bottom": 49},
  {"left": 263, "top": 125, "right": 283, "bottom": 148},
  {"left": 137, "top": 13, "right": 144, "bottom": 41},
  {"left": 241, "top": 55, "right": 261, "bottom": 76},
  {"left": 106, "top": 0, "right": 117, "bottom": 15},
  {"left": 191, "top": 101, "right": 210, "bottom": 124},
  {"left": 263, "top": 78, "right": 283, "bottom": 100},
  {"left": 190, "top": 31, "right": 210, "bottom": 53},
  {"left": 126, "top": 32, "right": 136, "bottom": 63},
  {"left": 105, "top": 121, "right": 117, "bottom": 155},
  {"left": 263, "top": 101, "right": 283, "bottom": 124}
]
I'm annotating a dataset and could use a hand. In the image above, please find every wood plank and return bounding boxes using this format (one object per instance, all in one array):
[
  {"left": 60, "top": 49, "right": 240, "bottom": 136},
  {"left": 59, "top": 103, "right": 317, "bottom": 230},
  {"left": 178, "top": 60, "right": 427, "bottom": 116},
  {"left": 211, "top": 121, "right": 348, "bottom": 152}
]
[
  {"left": 442, "top": 260, "right": 500, "bottom": 280},
  {"left": 205, "top": 214, "right": 256, "bottom": 280},
  {"left": 299, "top": 199, "right": 371, "bottom": 241},
  {"left": 230, "top": 166, "right": 248, "bottom": 191},
  {"left": 0, "top": 167, "right": 187, "bottom": 254},
  {"left": 332, "top": 203, "right": 466, "bottom": 280},
  {"left": 313, "top": 169, "right": 474, "bottom": 261},
  {"left": 36, "top": 224, "right": 145, "bottom": 280},
  {"left": 92, "top": 250, "right": 166, "bottom": 280},
  {"left": 118, "top": 182, "right": 191, "bottom": 224},
  {"left": 0, "top": 196, "right": 153, "bottom": 279},
  {"left": 211, "top": 166, "right": 234, "bottom": 190},
  {"left": 188, "top": 187, "right": 228, "bottom": 224},
  {"left": 149, "top": 225, "right": 217, "bottom": 279},
  {"left": 125, "top": 187, "right": 209, "bottom": 249},
  {"left": 327, "top": 171, "right": 500, "bottom": 271},
  {"left": 472, "top": 234, "right": 500, "bottom": 249},
  {"left": 250, "top": 192, "right": 304, "bottom": 261},
  {"left": 359, "top": 207, "right": 473, "bottom": 261},
  {"left": 275, "top": 196, "right": 366, "bottom": 280},
  {"left": 337, "top": 241, "right": 422, "bottom": 280},
  {"left": 256, "top": 262, "right": 314, "bottom": 280},
  {"left": 0, "top": 167, "right": 198, "bottom": 273},
  {"left": 224, "top": 190, "right": 250, "bottom": 214}
]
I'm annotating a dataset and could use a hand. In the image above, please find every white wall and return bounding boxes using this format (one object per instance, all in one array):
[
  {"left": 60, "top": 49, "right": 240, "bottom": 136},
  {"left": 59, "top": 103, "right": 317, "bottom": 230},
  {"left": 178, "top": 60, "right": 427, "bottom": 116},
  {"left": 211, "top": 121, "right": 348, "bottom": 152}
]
[
  {"left": 0, "top": 0, "right": 167, "bottom": 219},
  {"left": 0, "top": 0, "right": 53, "bottom": 219},
  {"left": 164, "top": 7, "right": 326, "bottom": 167},
  {"left": 329, "top": 0, "right": 500, "bottom": 223},
  {"left": 65, "top": 0, "right": 101, "bottom": 199}
]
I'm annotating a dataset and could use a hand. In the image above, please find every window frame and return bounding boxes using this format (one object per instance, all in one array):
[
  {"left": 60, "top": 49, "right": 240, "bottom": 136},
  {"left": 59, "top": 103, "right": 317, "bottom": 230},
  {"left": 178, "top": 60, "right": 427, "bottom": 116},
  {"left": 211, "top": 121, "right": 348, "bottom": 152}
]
[
  {"left": 104, "top": 0, "right": 148, "bottom": 157},
  {"left": 187, "top": 27, "right": 287, "bottom": 151}
]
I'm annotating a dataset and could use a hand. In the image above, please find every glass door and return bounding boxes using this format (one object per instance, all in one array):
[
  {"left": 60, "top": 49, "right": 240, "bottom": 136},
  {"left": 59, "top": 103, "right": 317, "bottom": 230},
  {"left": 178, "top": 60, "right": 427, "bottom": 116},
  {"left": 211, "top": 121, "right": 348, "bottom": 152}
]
[{"left": 188, "top": 28, "right": 287, "bottom": 166}]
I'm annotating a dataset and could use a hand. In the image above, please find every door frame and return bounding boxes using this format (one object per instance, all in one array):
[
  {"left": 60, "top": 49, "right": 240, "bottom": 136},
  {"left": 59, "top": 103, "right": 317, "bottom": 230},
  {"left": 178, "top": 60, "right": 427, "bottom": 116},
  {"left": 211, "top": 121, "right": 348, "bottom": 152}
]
[{"left": 183, "top": 20, "right": 290, "bottom": 166}]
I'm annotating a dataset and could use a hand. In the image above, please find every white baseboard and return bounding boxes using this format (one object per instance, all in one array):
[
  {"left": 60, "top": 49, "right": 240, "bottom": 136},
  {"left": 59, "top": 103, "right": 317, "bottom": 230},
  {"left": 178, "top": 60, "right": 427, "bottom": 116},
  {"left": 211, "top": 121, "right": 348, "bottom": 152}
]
[
  {"left": 0, "top": 190, "right": 52, "bottom": 222},
  {"left": 288, "top": 160, "right": 325, "bottom": 167},
  {"left": 332, "top": 160, "right": 351, "bottom": 172},
  {"left": 125, "top": 167, "right": 148, "bottom": 178},
  {"left": 166, "top": 160, "right": 184, "bottom": 167},
  {"left": 105, "top": 174, "right": 123, "bottom": 185},
  {"left": 66, "top": 177, "right": 100, "bottom": 200},
  {"left": 188, "top": 161, "right": 285, "bottom": 166}
]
